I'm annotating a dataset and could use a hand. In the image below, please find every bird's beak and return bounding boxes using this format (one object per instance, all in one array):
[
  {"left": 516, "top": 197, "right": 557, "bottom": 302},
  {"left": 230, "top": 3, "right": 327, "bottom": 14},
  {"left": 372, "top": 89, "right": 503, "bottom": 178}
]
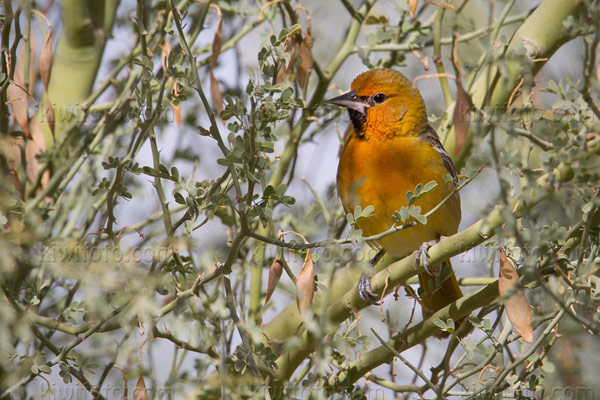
[{"left": 327, "top": 90, "right": 367, "bottom": 115}]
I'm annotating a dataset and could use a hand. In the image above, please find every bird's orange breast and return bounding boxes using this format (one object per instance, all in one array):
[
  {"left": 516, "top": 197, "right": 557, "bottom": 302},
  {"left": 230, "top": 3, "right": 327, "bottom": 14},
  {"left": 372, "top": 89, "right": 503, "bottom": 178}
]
[{"left": 337, "top": 134, "right": 460, "bottom": 257}]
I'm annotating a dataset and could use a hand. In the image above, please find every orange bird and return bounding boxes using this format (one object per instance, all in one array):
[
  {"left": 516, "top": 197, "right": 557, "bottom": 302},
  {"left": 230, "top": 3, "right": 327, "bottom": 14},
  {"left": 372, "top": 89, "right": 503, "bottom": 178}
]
[{"left": 330, "top": 68, "right": 462, "bottom": 319}]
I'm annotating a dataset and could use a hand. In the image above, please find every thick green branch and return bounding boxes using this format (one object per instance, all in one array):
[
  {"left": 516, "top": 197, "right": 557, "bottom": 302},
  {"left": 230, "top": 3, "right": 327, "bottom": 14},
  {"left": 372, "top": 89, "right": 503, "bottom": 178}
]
[
  {"left": 329, "top": 281, "right": 500, "bottom": 389},
  {"left": 442, "top": 0, "right": 580, "bottom": 168},
  {"left": 39, "top": 0, "right": 120, "bottom": 145}
]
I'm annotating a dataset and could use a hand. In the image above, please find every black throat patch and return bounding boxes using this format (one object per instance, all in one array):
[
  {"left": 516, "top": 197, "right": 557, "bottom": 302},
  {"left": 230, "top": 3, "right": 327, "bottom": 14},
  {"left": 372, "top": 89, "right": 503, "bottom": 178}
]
[{"left": 348, "top": 109, "right": 367, "bottom": 139}]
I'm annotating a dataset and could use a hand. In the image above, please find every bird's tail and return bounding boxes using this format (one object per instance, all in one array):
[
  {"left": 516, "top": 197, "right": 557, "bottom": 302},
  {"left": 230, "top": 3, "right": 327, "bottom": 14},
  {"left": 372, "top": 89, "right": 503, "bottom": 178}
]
[{"left": 418, "top": 260, "right": 463, "bottom": 321}]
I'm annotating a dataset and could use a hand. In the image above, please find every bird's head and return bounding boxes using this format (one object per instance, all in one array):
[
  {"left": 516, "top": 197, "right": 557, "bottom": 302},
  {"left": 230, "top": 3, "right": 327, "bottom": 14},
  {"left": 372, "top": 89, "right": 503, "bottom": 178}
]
[{"left": 327, "top": 68, "right": 427, "bottom": 140}]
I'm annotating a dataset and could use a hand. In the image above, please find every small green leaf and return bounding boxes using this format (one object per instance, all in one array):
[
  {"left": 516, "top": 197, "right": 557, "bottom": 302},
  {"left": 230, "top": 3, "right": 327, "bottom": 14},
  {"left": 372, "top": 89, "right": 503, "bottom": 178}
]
[
  {"left": 483, "top": 318, "right": 491, "bottom": 332},
  {"left": 159, "top": 164, "right": 169, "bottom": 175},
  {"left": 174, "top": 192, "right": 185, "bottom": 204},
  {"left": 414, "top": 183, "right": 423, "bottom": 196},
  {"left": 198, "top": 126, "right": 211, "bottom": 136},
  {"left": 581, "top": 202, "right": 593, "bottom": 214},
  {"left": 354, "top": 206, "right": 362, "bottom": 221},
  {"left": 406, "top": 190, "right": 414, "bottom": 205},
  {"left": 393, "top": 206, "right": 411, "bottom": 223},
  {"left": 361, "top": 205, "right": 375, "bottom": 218},
  {"left": 468, "top": 314, "right": 481, "bottom": 326},
  {"left": 346, "top": 213, "right": 355, "bottom": 224},
  {"left": 171, "top": 166, "right": 179, "bottom": 181},
  {"left": 433, "top": 318, "right": 447, "bottom": 330},
  {"left": 142, "top": 166, "right": 159, "bottom": 177},
  {"left": 259, "top": 141, "right": 274, "bottom": 152},
  {"left": 275, "top": 183, "right": 287, "bottom": 195},
  {"left": 263, "top": 185, "right": 275, "bottom": 197},
  {"left": 408, "top": 205, "right": 427, "bottom": 224},
  {"left": 39, "top": 365, "right": 52, "bottom": 374},
  {"left": 407, "top": 181, "right": 438, "bottom": 205},
  {"left": 423, "top": 180, "right": 438, "bottom": 193},
  {"left": 281, "top": 196, "right": 295, "bottom": 205},
  {"left": 281, "top": 87, "right": 293, "bottom": 102}
]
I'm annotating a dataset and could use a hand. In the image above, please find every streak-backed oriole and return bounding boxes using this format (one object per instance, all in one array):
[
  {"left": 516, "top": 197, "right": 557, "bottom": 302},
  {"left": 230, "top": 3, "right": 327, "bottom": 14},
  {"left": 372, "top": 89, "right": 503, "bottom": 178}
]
[{"left": 329, "top": 68, "right": 462, "bottom": 320}]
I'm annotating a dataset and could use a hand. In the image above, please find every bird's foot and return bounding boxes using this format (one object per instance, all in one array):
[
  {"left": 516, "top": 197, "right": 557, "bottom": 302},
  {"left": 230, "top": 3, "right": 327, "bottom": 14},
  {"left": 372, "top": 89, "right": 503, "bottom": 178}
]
[
  {"left": 414, "top": 239, "right": 441, "bottom": 276},
  {"left": 358, "top": 274, "right": 380, "bottom": 305}
]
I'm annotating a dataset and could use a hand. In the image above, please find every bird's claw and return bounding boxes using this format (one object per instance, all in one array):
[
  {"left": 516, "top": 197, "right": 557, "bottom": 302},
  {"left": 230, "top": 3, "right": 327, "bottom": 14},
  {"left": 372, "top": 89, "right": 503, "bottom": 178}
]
[
  {"left": 358, "top": 274, "right": 380, "bottom": 305},
  {"left": 414, "top": 240, "right": 441, "bottom": 276}
]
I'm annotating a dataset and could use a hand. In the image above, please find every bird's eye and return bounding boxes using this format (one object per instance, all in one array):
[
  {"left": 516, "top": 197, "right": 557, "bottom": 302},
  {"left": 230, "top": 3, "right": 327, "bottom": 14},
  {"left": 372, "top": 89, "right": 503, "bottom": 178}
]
[{"left": 373, "top": 93, "right": 387, "bottom": 104}]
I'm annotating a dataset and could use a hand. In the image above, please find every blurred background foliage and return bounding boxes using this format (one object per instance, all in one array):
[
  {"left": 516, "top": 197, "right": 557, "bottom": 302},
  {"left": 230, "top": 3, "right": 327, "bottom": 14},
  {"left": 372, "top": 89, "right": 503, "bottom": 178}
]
[{"left": 1, "top": 0, "right": 600, "bottom": 398}]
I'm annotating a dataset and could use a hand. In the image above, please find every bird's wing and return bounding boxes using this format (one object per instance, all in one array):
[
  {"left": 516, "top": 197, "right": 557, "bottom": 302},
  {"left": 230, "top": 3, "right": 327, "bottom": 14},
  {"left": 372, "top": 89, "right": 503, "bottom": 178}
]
[{"left": 421, "top": 124, "right": 458, "bottom": 180}]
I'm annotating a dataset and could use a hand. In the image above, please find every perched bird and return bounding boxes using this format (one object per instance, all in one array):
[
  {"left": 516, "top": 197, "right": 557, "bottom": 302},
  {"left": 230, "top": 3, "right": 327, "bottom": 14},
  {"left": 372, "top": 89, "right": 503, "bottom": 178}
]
[{"left": 330, "top": 68, "right": 462, "bottom": 320}]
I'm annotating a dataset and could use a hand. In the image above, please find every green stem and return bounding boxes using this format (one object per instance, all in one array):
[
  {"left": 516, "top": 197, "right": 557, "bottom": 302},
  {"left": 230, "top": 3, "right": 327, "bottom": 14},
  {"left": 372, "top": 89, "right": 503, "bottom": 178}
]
[{"left": 433, "top": 8, "right": 452, "bottom": 106}]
